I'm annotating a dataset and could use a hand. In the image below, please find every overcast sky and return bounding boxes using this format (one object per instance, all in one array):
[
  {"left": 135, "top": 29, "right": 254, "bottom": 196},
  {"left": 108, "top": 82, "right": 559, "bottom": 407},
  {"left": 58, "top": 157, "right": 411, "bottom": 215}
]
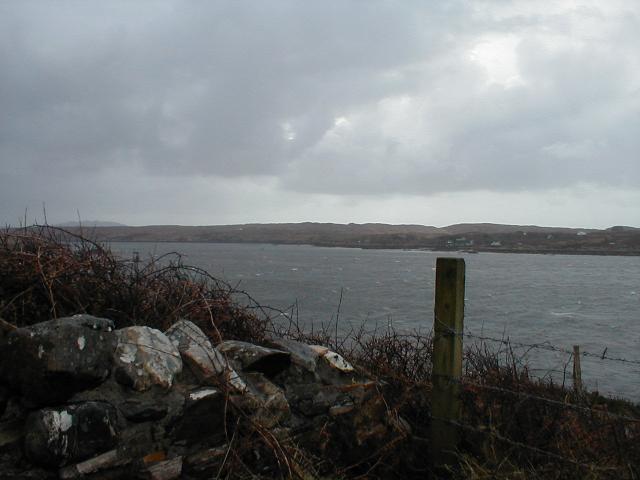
[{"left": 1, "top": 1, "right": 639, "bottom": 228}]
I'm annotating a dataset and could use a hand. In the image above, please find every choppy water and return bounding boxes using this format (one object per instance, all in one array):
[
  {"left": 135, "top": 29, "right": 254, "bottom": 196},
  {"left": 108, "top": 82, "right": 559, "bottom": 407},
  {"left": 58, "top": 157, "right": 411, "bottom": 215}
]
[{"left": 111, "top": 242, "right": 640, "bottom": 400}]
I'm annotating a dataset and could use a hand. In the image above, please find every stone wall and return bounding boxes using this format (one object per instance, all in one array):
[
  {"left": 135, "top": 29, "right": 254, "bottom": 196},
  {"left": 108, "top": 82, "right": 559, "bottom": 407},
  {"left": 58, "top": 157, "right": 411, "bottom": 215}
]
[{"left": 0, "top": 315, "right": 409, "bottom": 479}]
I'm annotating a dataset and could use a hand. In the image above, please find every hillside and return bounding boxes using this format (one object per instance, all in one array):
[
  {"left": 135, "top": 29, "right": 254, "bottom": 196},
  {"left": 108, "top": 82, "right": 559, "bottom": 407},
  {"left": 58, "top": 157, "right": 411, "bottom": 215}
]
[
  {"left": 55, "top": 222, "right": 640, "bottom": 255},
  {"left": 55, "top": 220, "right": 128, "bottom": 227}
]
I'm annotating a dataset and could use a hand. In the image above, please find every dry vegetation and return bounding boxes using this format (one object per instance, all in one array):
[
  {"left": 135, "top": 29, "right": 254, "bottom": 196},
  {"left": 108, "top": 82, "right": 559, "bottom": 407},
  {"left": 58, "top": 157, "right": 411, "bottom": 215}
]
[{"left": 1, "top": 226, "right": 639, "bottom": 479}]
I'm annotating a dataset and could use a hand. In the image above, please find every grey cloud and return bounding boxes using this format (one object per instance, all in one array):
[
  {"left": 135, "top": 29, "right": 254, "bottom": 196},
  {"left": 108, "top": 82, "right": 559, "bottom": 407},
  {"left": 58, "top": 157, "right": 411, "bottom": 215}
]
[
  {"left": 1, "top": 0, "right": 639, "bottom": 225},
  {"left": 1, "top": 1, "right": 467, "bottom": 178},
  {"left": 281, "top": 5, "right": 640, "bottom": 194}
]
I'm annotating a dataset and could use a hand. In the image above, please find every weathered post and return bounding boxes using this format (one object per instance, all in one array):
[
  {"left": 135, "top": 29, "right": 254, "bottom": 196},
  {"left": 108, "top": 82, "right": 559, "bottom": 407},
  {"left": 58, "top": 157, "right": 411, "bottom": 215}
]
[
  {"left": 430, "top": 257, "right": 465, "bottom": 469},
  {"left": 573, "top": 345, "right": 582, "bottom": 395}
]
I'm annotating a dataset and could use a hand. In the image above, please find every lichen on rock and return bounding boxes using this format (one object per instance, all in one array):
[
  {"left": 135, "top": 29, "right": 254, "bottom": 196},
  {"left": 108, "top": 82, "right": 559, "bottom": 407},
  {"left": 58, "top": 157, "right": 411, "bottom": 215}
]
[{"left": 113, "top": 326, "right": 182, "bottom": 391}]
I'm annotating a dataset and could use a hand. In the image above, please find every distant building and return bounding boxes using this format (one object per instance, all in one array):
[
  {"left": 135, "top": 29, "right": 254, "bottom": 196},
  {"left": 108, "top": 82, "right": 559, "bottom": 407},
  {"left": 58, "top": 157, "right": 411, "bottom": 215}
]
[
  {"left": 453, "top": 237, "right": 474, "bottom": 247},
  {"left": 577, "top": 231, "right": 587, "bottom": 236},
  {"left": 490, "top": 241, "right": 502, "bottom": 247},
  {"left": 447, "top": 237, "right": 474, "bottom": 248}
]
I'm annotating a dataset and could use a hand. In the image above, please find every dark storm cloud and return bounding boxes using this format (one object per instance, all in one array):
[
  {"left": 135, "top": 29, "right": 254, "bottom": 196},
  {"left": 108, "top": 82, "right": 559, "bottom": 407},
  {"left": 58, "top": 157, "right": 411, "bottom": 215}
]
[
  {"left": 0, "top": 1, "right": 468, "bottom": 177},
  {"left": 1, "top": 0, "right": 639, "bottom": 225}
]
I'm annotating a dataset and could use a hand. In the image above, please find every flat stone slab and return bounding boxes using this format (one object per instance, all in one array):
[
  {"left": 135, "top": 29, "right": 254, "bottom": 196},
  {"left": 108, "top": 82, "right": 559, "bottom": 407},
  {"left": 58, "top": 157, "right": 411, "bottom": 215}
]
[
  {"left": 165, "top": 320, "right": 227, "bottom": 382},
  {"left": 266, "top": 338, "right": 325, "bottom": 372},
  {"left": 113, "top": 326, "right": 182, "bottom": 391},
  {"left": 59, "top": 449, "right": 127, "bottom": 479},
  {"left": 322, "top": 351, "right": 354, "bottom": 373},
  {"left": 217, "top": 340, "right": 291, "bottom": 377},
  {"left": 184, "top": 445, "right": 227, "bottom": 476},
  {"left": 147, "top": 456, "right": 183, "bottom": 480}
]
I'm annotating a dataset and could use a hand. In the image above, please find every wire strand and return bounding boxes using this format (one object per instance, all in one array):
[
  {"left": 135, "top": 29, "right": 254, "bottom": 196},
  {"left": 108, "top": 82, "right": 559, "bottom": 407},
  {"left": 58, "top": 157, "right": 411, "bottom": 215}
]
[{"left": 462, "top": 331, "right": 640, "bottom": 366}]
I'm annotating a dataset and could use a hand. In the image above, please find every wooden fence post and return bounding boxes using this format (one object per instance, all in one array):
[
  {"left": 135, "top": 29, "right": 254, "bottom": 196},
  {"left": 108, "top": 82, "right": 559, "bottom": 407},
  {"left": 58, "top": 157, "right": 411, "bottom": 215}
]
[
  {"left": 430, "top": 257, "right": 465, "bottom": 469},
  {"left": 573, "top": 345, "right": 582, "bottom": 395}
]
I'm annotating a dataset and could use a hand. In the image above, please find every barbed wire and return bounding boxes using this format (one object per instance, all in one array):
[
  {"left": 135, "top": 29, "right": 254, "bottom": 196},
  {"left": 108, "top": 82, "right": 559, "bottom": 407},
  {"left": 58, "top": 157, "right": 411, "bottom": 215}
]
[
  {"left": 433, "top": 313, "right": 640, "bottom": 367},
  {"left": 431, "top": 415, "right": 620, "bottom": 473},
  {"left": 462, "top": 330, "right": 640, "bottom": 367}
]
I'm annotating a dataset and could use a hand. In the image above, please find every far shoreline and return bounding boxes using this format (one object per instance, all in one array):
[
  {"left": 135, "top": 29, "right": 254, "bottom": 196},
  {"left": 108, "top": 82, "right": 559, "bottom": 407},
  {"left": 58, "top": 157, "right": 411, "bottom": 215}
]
[{"left": 103, "top": 239, "right": 640, "bottom": 257}]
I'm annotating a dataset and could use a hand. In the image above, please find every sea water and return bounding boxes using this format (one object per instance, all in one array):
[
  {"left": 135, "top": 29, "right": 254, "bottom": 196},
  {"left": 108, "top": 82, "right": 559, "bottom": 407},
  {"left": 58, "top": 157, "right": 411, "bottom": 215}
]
[{"left": 110, "top": 242, "right": 640, "bottom": 400}]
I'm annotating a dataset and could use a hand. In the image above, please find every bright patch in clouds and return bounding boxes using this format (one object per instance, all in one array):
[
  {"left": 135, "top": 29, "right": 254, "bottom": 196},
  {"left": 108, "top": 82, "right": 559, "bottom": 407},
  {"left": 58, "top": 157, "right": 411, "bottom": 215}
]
[{"left": 469, "top": 34, "right": 523, "bottom": 87}]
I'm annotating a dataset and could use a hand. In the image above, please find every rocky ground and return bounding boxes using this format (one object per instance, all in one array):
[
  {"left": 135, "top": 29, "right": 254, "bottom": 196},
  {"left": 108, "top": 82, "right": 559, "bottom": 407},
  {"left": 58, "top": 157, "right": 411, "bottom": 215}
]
[{"left": 0, "top": 314, "right": 409, "bottom": 479}]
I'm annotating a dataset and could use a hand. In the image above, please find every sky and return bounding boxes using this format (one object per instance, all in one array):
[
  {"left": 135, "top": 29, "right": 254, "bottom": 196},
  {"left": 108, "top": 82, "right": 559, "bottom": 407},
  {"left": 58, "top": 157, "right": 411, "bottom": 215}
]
[{"left": 1, "top": 1, "right": 639, "bottom": 228}]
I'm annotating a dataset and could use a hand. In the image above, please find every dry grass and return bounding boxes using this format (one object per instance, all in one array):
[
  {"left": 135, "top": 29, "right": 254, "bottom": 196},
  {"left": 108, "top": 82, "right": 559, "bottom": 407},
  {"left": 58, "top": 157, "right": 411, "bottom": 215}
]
[{"left": 0, "top": 225, "right": 268, "bottom": 342}]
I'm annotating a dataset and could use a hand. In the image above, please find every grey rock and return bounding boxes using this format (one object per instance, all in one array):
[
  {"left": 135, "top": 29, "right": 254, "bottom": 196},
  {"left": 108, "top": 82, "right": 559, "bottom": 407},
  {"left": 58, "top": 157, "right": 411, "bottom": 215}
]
[
  {"left": 184, "top": 444, "right": 227, "bottom": 477},
  {"left": 113, "top": 326, "right": 182, "bottom": 391},
  {"left": 146, "top": 456, "right": 182, "bottom": 480},
  {"left": 224, "top": 368, "right": 249, "bottom": 393},
  {"left": 119, "top": 399, "right": 168, "bottom": 422},
  {"left": 0, "top": 316, "right": 116, "bottom": 405},
  {"left": 165, "top": 321, "right": 248, "bottom": 394},
  {"left": 267, "top": 339, "right": 358, "bottom": 385},
  {"left": 230, "top": 373, "right": 290, "bottom": 428},
  {"left": 282, "top": 383, "right": 351, "bottom": 417},
  {"left": 310, "top": 388, "right": 343, "bottom": 415},
  {"left": 170, "top": 387, "right": 225, "bottom": 445},
  {"left": 58, "top": 449, "right": 127, "bottom": 480},
  {"left": 266, "top": 338, "right": 324, "bottom": 372},
  {"left": 34, "top": 315, "right": 114, "bottom": 332},
  {"left": 322, "top": 351, "right": 354, "bottom": 372},
  {"left": 68, "top": 375, "right": 186, "bottom": 446},
  {"left": 116, "top": 422, "right": 157, "bottom": 460},
  {"left": 278, "top": 380, "right": 321, "bottom": 414},
  {"left": 165, "top": 320, "right": 227, "bottom": 382},
  {"left": 24, "top": 402, "right": 118, "bottom": 467},
  {"left": 217, "top": 340, "right": 291, "bottom": 377}
]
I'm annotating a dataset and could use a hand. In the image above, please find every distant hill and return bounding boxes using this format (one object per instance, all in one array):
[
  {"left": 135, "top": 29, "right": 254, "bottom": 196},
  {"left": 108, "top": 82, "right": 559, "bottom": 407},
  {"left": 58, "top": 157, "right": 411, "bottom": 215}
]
[
  {"left": 55, "top": 220, "right": 128, "bottom": 228},
  {"left": 59, "top": 222, "right": 442, "bottom": 245},
  {"left": 49, "top": 222, "right": 640, "bottom": 256},
  {"left": 607, "top": 226, "right": 640, "bottom": 232},
  {"left": 441, "top": 223, "right": 594, "bottom": 235}
]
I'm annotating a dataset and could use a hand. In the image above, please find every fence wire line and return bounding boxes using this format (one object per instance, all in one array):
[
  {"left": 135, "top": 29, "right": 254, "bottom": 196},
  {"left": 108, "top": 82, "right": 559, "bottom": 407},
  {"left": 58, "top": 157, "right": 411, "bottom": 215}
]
[
  {"left": 433, "top": 317, "right": 640, "bottom": 367},
  {"left": 461, "top": 331, "right": 640, "bottom": 367},
  {"left": 431, "top": 415, "right": 621, "bottom": 473},
  {"left": 456, "top": 378, "right": 640, "bottom": 424}
]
